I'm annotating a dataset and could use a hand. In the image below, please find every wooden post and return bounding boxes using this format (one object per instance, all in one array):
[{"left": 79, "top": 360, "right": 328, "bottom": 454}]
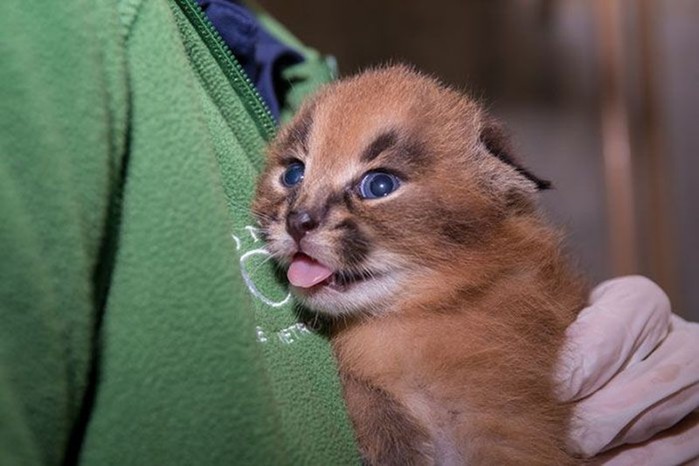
[
  {"left": 638, "top": 0, "right": 679, "bottom": 307},
  {"left": 594, "top": 0, "right": 638, "bottom": 275}
]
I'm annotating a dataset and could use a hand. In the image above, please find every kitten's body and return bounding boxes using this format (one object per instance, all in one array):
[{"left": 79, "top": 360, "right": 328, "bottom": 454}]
[{"left": 253, "top": 66, "right": 586, "bottom": 465}]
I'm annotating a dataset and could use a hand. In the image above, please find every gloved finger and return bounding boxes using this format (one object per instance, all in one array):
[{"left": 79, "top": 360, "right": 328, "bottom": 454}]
[
  {"left": 603, "top": 316, "right": 699, "bottom": 450},
  {"left": 592, "top": 410, "right": 699, "bottom": 466},
  {"left": 556, "top": 275, "right": 671, "bottom": 402},
  {"left": 569, "top": 316, "right": 699, "bottom": 457}
]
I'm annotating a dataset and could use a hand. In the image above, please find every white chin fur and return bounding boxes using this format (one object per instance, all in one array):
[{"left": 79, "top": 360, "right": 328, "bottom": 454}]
[
  {"left": 293, "top": 272, "right": 403, "bottom": 317},
  {"left": 265, "top": 228, "right": 409, "bottom": 316}
]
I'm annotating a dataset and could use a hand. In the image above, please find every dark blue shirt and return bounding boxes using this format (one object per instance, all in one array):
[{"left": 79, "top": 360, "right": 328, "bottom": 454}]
[{"left": 196, "top": 0, "right": 304, "bottom": 121}]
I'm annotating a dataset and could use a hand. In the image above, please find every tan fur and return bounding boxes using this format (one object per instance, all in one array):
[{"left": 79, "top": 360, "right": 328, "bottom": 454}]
[{"left": 253, "top": 65, "right": 587, "bottom": 465}]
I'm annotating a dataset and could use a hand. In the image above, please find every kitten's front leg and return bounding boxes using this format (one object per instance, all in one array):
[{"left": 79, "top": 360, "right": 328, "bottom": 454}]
[{"left": 340, "top": 371, "right": 434, "bottom": 466}]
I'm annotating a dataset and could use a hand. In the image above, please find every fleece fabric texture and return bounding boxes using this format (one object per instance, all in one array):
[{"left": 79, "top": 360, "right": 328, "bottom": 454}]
[{"left": 0, "top": 0, "right": 357, "bottom": 465}]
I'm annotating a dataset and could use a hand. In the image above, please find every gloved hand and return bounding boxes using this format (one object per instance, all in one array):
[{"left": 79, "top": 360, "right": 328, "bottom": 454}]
[{"left": 555, "top": 275, "right": 699, "bottom": 465}]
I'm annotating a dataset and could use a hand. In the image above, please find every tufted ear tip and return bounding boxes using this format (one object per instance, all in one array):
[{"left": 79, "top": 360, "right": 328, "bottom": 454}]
[
  {"left": 531, "top": 175, "right": 553, "bottom": 191},
  {"left": 479, "top": 120, "right": 553, "bottom": 193}
]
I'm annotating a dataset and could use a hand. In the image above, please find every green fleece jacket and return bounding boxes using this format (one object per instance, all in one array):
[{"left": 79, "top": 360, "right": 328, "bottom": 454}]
[{"left": 0, "top": 0, "right": 358, "bottom": 464}]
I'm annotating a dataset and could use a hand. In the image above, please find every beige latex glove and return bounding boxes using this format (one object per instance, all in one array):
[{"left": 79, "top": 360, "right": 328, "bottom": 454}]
[{"left": 556, "top": 276, "right": 699, "bottom": 465}]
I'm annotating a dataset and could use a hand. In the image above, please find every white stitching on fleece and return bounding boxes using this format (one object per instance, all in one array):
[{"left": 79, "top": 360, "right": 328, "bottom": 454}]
[
  {"left": 231, "top": 233, "right": 242, "bottom": 251},
  {"left": 276, "top": 323, "right": 312, "bottom": 344},
  {"left": 239, "top": 248, "right": 292, "bottom": 308},
  {"left": 233, "top": 228, "right": 311, "bottom": 345},
  {"left": 244, "top": 225, "right": 262, "bottom": 242}
]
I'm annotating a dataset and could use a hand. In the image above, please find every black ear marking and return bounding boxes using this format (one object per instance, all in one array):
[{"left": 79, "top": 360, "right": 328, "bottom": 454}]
[{"left": 479, "top": 121, "right": 552, "bottom": 191}]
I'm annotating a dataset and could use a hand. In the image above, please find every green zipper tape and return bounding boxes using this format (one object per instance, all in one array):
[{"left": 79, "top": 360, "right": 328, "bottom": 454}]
[{"left": 174, "top": 0, "right": 277, "bottom": 141}]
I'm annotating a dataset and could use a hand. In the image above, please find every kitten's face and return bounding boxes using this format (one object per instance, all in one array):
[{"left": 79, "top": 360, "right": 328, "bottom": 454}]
[{"left": 253, "top": 66, "right": 547, "bottom": 317}]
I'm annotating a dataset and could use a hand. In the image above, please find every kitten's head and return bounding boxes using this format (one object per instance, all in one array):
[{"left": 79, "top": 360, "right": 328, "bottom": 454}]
[{"left": 253, "top": 65, "right": 550, "bottom": 317}]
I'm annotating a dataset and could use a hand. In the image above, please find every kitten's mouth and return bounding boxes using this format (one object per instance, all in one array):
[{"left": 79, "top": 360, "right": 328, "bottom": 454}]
[{"left": 287, "top": 253, "right": 375, "bottom": 292}]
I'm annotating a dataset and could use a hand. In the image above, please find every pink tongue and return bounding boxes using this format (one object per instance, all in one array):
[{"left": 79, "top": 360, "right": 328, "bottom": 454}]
[{"left": 287, "top": 254, "right": 334, "bottom": 288}]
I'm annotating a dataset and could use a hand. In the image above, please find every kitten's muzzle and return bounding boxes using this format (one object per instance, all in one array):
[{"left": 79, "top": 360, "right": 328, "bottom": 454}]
[{"left": 286, "top": 210, "right": 319, "bottom": 242}]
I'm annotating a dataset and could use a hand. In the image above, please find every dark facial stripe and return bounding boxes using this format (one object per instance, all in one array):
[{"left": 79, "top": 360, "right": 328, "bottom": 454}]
[
  {"left": 430, "top": 204, "right": 495, "bottom": 247},
  {"left": 361, "top": 132, "right": 430, "bottom": 174},
  {"left": 342, "top": 190, "right": 355, "bottom": 212},
  {"left": 361, "top": 130, "right": 398, "bottom": 162},
  {"left": 279, "top": 104, "right": 315, "bottom": 154},
  {"left": 324, "top": 188, "right": 357, "bottom": 214},
  {"left": 395, "top": 134, "right": 429, "bottom": 169},
  {"left": 334, "top": 219, "right": 356, "bottom": 231},
  {"left": 286, "top": 184, "right": 301, "bottom": 209},
  {"left": 338, "top": 219, "right": 371, "bottom": 267}
]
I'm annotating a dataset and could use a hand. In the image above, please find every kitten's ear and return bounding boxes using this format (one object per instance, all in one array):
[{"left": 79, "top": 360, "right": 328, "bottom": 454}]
[{"left": 478, "top": 120, "right": 552, "bottom": 193}]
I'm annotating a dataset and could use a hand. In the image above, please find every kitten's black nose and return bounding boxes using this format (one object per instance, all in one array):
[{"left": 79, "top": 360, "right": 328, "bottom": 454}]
[{"left": 287, "top": 210, "right": 318, "bottom": 242}]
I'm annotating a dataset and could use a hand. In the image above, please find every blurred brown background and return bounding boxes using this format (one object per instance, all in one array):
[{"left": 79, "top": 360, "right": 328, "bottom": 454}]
[{"left": 259, "top": 0, "right": 699, "bottom": 321}]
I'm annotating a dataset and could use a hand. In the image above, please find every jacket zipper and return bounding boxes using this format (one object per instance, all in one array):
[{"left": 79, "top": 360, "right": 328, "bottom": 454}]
[{"left": 174, "top": 0, "right": 277, "bottom": 141}]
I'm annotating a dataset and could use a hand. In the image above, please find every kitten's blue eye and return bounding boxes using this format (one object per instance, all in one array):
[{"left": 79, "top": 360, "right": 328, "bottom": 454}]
[
  {"left": 359, "top": 172, "right": 400, "bottom": 199},
  {"left": 282, "top": 162, "right": 305, "bottom": 187}
]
